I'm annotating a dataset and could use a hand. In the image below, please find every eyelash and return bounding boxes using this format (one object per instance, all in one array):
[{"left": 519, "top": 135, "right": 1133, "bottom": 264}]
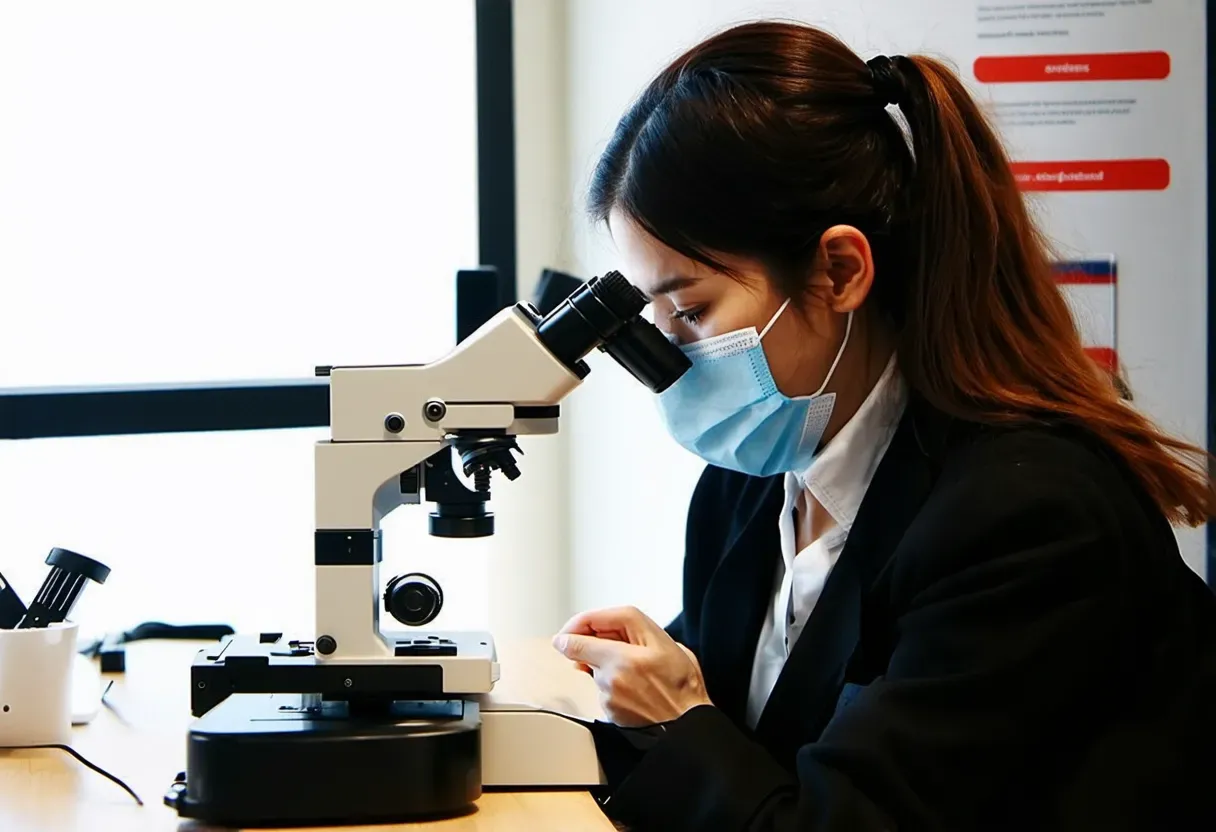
[{"left": 670, "top": 306, "right": 706, "bottom": 325}]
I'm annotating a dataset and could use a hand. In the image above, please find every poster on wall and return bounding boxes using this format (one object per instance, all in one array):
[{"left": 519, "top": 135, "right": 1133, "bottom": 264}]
[{"left": 974, "top": 2, "right": 1177, "bottom": 380}]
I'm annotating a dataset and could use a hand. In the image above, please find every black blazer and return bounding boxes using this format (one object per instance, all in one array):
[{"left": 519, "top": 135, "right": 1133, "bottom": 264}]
[{"left": 594, "top": 397, "right": 1216, "bottom": 831}]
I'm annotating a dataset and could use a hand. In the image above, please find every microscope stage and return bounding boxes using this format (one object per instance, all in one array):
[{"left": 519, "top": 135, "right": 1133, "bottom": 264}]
[{"left": 190, "top": 632, "right": 497, "bottom": 717}]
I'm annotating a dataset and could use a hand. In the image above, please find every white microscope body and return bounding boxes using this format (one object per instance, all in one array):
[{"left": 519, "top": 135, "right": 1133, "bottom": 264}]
[{"left": 315, "top": 302, "right": 592, "bottom": 787}]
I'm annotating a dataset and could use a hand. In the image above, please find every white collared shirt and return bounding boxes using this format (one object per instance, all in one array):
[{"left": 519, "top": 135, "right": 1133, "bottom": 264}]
[{"left": 744, "top": 355, "right": 907, "bottom": 729}]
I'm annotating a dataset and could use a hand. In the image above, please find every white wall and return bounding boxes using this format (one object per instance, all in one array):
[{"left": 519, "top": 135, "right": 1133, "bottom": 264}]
[
  {"left": 561, "top": 0, "right": 1209, "bottom": 623},
  {"left": 561, "top": 0, "right": 855, "bottom": 624},
  {"left": 562, "top": 2, "right": 767, "bottom": 625}
]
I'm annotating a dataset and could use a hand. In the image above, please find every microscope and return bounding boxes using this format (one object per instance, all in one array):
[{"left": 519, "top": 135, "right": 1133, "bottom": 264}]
[{"left": 165, "top": 272, "right": 690, "bottom": 826}]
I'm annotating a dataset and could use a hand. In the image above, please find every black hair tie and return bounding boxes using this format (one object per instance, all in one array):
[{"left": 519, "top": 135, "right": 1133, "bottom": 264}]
[{"left": 866, "top": 55, "right": 907, "bottom": 107}]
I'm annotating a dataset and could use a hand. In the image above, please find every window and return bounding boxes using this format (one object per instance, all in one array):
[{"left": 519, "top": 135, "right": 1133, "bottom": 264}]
[{"left": 0, "top": 1, "right": 501, "bottom": 636}]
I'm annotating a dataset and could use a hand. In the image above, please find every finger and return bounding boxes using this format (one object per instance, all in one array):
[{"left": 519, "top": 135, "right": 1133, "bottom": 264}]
[
  {"left": 575, "top": 661, "right": 593, "bottom": 676},
  {"left": 557, "top": 609, "right": 631, "bottom": 641},
  {"left": 552, "top": 632, "right": 636, "bottom": 667},
  {"left": 559, "top": 606, "right": 661, "bottom": 644},
  {"left": 557, "top": 611, "right": 600, "bottom": 636}
]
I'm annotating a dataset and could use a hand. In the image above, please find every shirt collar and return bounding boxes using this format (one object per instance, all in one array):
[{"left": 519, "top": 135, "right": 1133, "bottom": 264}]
[{"left": 787, "top": 353, "right": 907, "bottom": 532}]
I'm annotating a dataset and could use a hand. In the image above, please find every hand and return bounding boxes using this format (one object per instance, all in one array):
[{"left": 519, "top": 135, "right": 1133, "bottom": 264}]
[{"left": 552, "top": 605, "right": 713, "bottom": 727}]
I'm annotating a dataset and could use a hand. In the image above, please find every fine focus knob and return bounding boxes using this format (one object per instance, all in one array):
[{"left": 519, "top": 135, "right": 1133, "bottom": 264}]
[
  {"left": 384, "top": 413, "right": 406, "bottom": 433},
  {"left": 384, "top": 573, "right": 443, "bottom": 627}
]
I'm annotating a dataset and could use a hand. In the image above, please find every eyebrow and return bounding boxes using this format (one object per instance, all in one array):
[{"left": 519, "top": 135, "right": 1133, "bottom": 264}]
[{"left": 645, "top": 275, "right": 701, "bottom": 299}]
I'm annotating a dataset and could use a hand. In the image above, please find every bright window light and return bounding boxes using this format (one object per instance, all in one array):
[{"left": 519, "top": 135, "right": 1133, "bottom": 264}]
[{"left": 0, "top": 1, "right": 487, "bottom": 638}]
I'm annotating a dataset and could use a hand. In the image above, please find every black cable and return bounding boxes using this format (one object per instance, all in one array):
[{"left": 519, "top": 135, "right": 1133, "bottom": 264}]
[
  {"left": 80, "top": 622, "right": 236, "bottom": 675},
  {"left": 80, "top": 621, "right": 235, "bottom": 657},
  {"left": 27, "top": 744, "right": 143, "bottom": 805},
  {"left": 60, "top": 625, "right": 233, "bottom": 805},
  {"left": 78, "top": 621, "right": 230, "bottom": 654},
  {"left": 99, "top": 679, "right": 130, "bottom": 726},
  {"left": 99, "top": 679, "right": 126, "bottom": 722}
]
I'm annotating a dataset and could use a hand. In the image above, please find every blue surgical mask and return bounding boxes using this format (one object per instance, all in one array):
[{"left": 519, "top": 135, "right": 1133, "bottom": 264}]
[{"left": 655, "top": 300, "right": 852, "bottom": 477}]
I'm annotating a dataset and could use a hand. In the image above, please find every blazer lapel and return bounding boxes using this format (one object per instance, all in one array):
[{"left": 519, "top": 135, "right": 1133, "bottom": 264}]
[
  {"left": 753, "top": 399, "right": 946, "bottom": 765},
  {"left": 698, "top": 475, "right": 784, "bottom": 726}
]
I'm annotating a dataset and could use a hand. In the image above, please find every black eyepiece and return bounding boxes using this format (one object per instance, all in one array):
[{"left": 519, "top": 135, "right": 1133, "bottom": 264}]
[
  {"left": 532, "top": 271, "right": 690, "bottom": 392},
  {"left": 591, "top": 271, "right": 647, "bottom": 319}
]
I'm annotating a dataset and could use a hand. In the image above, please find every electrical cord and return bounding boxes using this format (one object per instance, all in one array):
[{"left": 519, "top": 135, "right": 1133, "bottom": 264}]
[
  {"left": 79, "top": 621, "right": 235, "bottom": 658},
  {"left": 25, "top": 744, "right": 143, "bottom": 806},
  {"left": 59, "top": 622, "right": 232, "bottom": 807},
  {"left": 100, "top": 678, "right": 118, "bottom": 713},
  {"left": 20, "top": 677, "right": 144, "bottom": 806},
  {"left": 6, "top": 625, "right": 230, "bottom": 810},
  {"left": 79, "top": 621, "right": 235, "bottom": 674}
]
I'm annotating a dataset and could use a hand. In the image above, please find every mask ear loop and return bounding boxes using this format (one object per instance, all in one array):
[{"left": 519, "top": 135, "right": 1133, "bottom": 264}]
[
  {"left": 757, "top": 299, "right": 852, "bottom": 396},
  {"left": 810, "top": 310, "right": 854, "bottom": 397},
  {"left": 758, "top": 298, "right": 792, "bottom": 340}
]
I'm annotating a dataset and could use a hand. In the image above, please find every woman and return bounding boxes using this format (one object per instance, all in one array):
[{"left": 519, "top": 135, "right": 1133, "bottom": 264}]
[{"left": 551, "top": 21, "right": 1216, "bottom": 832}]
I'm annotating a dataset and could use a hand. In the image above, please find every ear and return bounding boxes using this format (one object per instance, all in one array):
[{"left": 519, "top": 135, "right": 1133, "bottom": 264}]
[{"left": 814, "top": 226, "right": 875, "bottom": 313}]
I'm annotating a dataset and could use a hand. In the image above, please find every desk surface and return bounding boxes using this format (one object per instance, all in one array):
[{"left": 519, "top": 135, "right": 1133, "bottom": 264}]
[{"left": 0, "top": 638, "right": 616, "bottom": 832}]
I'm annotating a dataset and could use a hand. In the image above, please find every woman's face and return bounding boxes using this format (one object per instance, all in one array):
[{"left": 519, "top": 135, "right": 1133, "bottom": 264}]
[{"left": 609, "top": 210, "right": 868, "bottom": 399}]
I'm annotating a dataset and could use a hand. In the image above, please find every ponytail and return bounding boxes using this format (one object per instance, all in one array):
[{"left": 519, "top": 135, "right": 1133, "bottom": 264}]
[{"left": 891, "top": 54, "right": 1214, "bottom": 525}]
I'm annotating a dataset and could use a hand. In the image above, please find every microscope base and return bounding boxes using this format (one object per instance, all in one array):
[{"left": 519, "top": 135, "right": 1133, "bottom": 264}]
[{"left": 166, "top": 693, "right": 481, "bottom": 826}]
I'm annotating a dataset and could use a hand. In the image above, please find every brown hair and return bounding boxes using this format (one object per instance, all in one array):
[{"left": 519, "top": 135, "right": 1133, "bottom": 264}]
[{"left": 589, "top": 21, "right": 1214, "bottom": 526}]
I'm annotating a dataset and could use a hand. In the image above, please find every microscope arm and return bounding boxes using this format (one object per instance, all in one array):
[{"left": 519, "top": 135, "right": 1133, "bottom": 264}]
[
  {"left": 313, "top": 305, "right": 583, "bottom": 666},
  {"left": 326, "top": 305, "right": 581, "bottom": 445}
]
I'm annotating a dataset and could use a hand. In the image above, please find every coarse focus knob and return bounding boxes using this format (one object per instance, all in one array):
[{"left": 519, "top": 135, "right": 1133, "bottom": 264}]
[{"left": 385, "top": 573, "right": 444, "bottom": 627}]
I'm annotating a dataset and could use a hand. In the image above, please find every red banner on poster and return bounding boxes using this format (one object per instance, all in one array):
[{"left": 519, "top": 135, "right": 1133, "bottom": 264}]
[
  {"left": 1012, "top": 159, "right": 1170, "bottom": 192},
  {"left": 975, "top": 51, "right": 1170, "bottom": 83},
  {"left": 1085, "top": 347, "right": 1118, "bottom": 372}
]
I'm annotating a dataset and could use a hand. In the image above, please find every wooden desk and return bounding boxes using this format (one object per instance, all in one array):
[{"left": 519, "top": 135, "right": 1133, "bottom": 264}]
[{"left": 0, "top": 639, "right": 615, "bottom": 832}]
